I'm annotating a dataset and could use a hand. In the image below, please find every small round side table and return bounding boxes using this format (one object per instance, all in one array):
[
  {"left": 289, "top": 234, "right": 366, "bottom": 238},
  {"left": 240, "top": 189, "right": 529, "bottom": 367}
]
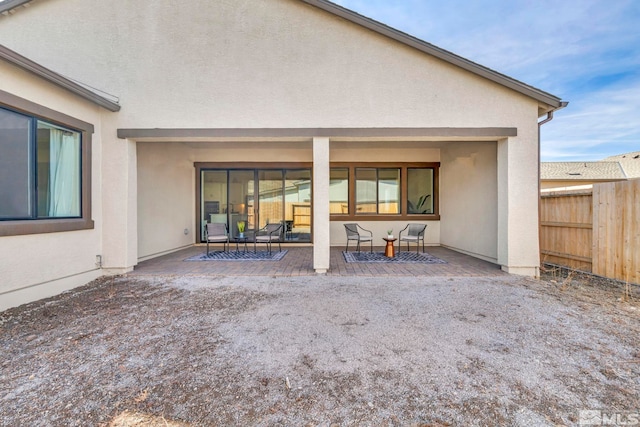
[{"left": 382, "top": 237, "right": 397, "bottom": 258}]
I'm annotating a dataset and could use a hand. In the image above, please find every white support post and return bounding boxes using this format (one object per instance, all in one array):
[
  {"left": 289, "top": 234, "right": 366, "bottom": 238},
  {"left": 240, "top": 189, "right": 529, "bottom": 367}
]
[
  {"left": 497, "top": 136, "right": 540, "bottom": 277},
  {"left": 101, "top": 136, "right": 138, "bottom": 274},
  {"left": 313, "top": 137, "right": 330, "bottom": 273}
]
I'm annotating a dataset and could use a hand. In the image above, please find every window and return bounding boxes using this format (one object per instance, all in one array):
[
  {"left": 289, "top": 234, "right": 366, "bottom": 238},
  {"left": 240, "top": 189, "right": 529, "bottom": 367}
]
[
  {"left": 0, "top": 91, "right": 94, "bottom": 236},
  {"left": 330, "top": 163, "right": 439, "bottom": 220},
  {"left": 0, "top": 108, "right": 81, "bottom": 219},
  {"left": 355, "top": 168, "right": 400, "bottom": 214},
  {"left": 329, "top": 168, "right": 349, "bottom": 214},
  {"left": 0, "top": 108, "right": 31, "bottom": 219},
  {"left": 407, "top": 168, "right": 434, "bottom": 214}
]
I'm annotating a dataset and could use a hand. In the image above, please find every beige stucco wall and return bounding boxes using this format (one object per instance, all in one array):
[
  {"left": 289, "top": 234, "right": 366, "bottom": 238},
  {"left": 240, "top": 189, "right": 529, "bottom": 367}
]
[
  {"left": 137, "top": 140, "right": 444, "bottom": 259},
  {"left": 0, "top": 61, "right": 105, "bottom": 311},
  {"left": 0, "top": 0, "right": 539, "bottom": 129},
  {"left": 0, "top": 0, "right": 544, "bottom": 276},
  {"left": 137, "top": 140, "right": 316, "bottom": 259},
  {"left": 440, "top": 141, "right": 498, "bottom": 262}
]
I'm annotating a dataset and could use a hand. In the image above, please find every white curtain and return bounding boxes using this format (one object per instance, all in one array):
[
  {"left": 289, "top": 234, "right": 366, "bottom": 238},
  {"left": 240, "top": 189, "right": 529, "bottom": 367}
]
[{"left": 48, "top": 128, "right": 80, "bottom": 217}]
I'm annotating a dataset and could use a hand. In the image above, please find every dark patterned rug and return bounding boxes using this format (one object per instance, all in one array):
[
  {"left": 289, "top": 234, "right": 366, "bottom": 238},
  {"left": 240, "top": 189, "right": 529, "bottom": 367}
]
[
  {"left": 343, "top": 251, "right": 447, "bottom": 264},
  {"left": 186, "top": 250, "right": 288, "bottom": 261}
]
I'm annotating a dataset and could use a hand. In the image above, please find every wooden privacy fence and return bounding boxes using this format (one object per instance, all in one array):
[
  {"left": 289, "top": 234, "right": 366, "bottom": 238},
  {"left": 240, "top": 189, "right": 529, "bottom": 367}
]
[{"left": 540, "top": 179, "right": 640, "bottom": 285}]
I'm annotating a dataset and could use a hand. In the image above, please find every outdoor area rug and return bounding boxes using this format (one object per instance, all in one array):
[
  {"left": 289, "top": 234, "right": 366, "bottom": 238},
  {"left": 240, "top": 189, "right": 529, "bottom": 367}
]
[
  {"left": 185, "top": 250, "right": 288, "bottom": 261},
  {"left": 343, "top": 251, "right": 447, "bottom": 264}
]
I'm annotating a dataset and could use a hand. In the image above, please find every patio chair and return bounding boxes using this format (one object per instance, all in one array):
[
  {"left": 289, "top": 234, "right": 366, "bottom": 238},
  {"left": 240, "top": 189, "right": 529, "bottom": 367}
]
[
  {"left": 344, "top": 223, "right": 373, "bottom": 253},
  {"left": 283, "top": 220, "right": 293, "bottom": 240},
  {"left": 398, "top": 223, "right": 427, "bottom": 253},
  {"left": 255, "top": 223, "right": 283, "bottom": 254},
  {"left": 205, "top": 222, "right": 229, "bottom": 255}
]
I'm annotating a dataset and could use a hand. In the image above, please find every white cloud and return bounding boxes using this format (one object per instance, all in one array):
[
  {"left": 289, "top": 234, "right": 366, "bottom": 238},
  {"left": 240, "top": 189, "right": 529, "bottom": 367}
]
[{"left": 541, "top": 80, "right": 640, "bottom": 160}]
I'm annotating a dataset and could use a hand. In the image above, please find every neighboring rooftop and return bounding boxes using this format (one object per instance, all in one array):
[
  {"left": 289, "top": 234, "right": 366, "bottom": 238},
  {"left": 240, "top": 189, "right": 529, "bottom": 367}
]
[
  {"left": 603, "top": 151, "right": 640, "bottom": 178},
  {"left": 542, "top": 151, "right": 640, "bottom": 181},
  {"left": 541, "top": 161, "right": 627, "bottom": 181}
]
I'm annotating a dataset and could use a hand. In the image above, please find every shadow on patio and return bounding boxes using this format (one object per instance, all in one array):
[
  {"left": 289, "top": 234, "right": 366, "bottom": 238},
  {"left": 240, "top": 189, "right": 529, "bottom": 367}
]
[{"left": 130, "top": 245, "right": 506, "bottom": 277}]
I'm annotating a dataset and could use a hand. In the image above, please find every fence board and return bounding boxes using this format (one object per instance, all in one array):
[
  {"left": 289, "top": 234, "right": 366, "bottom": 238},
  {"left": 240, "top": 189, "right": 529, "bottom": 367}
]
[
  {"left": 540, "top": 191, "right": 593, "bottom": 271},
  {"left": 592, "top": 179, "right": 640, "bottom": 284},
  {"left": 542, "top": 180, "right": 640, "bottom": 285}
]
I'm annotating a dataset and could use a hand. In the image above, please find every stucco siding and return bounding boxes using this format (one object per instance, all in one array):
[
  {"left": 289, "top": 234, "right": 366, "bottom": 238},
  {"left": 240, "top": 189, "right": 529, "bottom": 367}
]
[
  {"left": 497, "top": 126, "right": 541, "bottom": 275},
  {"left": 330, "top": 142, "right": 440, "bottom": 163},
  {"left": 137, "top": 143, "right": 196, "bottom": 260},
  {"left": 0, "top": 0, "right": 549, "bottom": 278},
  {"left": 0, "top": 0, "right": 537, "bottom": 131},
  {"left": 0, "top": 61, "right": 104, "bottom": 311},
  {"left": 137, "top": 140, "right": 444, "bottom": 258},
  {"left": 137, "top": 141, "right": 318, "bottom": 259},
  {"left": 440, "top": 141, "right": 498, "bottom": 262}
]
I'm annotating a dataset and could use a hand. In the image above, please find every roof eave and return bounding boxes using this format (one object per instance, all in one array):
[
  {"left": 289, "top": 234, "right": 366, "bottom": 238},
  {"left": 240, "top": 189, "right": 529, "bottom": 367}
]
[
  {"left": 301, "top": 0, "right": 565, "bottom": 109},
  {"left": 0, "top": 0, "right": 34, "bottom": 14},
  {"left": 0, "top": 44, "right": 120, "bottom": 111}
]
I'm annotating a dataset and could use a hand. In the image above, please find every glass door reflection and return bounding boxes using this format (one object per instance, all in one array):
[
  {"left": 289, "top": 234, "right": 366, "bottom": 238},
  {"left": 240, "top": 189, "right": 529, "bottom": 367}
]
[
  {"left": 200, "top": 168, "right": 312, "bottom": 243},
  {"left": 228, "top": 170, "right": 254, "bottom": 239},
  {"left": 284, "top": 169, "right": 311, "bottom": 241},
  {"left": 201, "top": 170, "right": 227, "bottom": 241},
  {"left": 257, "top": 170, "right": 283, "bottom": 229}
]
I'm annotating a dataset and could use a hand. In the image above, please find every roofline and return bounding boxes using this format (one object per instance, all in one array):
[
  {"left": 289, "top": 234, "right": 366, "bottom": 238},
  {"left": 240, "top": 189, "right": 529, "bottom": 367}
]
[
  {"left": 617, "top": 161, "right": 629, "bottom": 179},
  {"left": 301, "top": 0, "right": 565, "bottom": 109},
  {"left": 2, "top": 0, "right": 564, "bottom": 110},
  {"left": 0, "top": 0, "right": 32, "bottom": 14},
  {"left": 542, "top": 161, "right": 621, "bottom": 165},
  {"left": 0, "top": 44, "right": 121, "bottom": 111}
]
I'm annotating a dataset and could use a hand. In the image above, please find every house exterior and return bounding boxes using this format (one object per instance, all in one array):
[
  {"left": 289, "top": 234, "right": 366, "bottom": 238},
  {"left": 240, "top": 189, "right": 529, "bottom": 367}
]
[
  {"left": 541, "top": 152, "right": 640, "bottom": 191},
  {"left": 603, "top": 151, "right": 640, "bottom": 179},
  {"left": 0, "top": 0, "right": 566, "bottom": 311}
]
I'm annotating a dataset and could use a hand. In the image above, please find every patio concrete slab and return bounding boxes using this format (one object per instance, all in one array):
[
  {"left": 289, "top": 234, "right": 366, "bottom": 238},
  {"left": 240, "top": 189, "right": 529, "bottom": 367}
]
[{"left": 130, "top": 246, "right": 506, "bottom": 277}]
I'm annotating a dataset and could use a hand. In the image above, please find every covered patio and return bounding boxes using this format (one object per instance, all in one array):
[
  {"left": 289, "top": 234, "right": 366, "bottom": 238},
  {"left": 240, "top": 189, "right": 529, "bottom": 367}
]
[{"left": 129, "top": 245, "right": 506, "bottom": 277}]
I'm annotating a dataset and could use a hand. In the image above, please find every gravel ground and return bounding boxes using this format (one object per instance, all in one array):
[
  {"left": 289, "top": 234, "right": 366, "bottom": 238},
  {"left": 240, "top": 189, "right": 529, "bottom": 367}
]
[{"left": 1, "top": 273, "right": 638, "bottom": 426}]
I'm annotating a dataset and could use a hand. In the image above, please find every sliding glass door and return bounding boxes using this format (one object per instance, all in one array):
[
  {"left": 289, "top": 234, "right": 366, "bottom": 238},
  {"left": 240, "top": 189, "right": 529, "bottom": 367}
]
[
  {"left": 284, "top": 170, "right": 311, "bottom": 239},
  {"left": 201, "top": 171, "right": 227, "bottom": 241},
  {"left": 257, "top": 170, "right": 284, "bottom": 229},
  {"left": 228, "top": 170, "right": 254, "bottom": 239},
  {"left": 200, "top": 168, "right": 311, "bottom": 242}
]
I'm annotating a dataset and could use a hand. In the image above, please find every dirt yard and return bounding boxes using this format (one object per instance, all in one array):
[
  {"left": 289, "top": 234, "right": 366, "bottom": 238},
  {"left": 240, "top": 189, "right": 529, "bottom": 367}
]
[{"left": 1, "top": 272, "right": 638, "bottom": 426}]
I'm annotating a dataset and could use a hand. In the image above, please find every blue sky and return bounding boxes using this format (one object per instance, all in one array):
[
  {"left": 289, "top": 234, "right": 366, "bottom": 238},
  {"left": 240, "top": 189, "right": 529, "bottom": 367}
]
[{"left": 332, "top": 0, "right": 640, "bottom": 161}]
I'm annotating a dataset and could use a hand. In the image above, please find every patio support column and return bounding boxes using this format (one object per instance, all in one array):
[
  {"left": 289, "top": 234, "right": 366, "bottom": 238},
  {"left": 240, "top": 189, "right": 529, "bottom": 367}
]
[
  {"left": 497, "top": 135, "right": 540, "bottom": 277},
  {"left": 313, "top": 136, "right": 330, "bottom": 273},
  {"left": 101, "top": 134, "right": 138, "bottom": 275}
]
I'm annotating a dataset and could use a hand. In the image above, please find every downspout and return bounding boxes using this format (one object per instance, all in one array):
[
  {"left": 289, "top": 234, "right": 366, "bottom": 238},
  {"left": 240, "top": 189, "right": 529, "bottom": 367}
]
[{"left": 537, "top": 102, "right": 568, "bottom": 275}]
